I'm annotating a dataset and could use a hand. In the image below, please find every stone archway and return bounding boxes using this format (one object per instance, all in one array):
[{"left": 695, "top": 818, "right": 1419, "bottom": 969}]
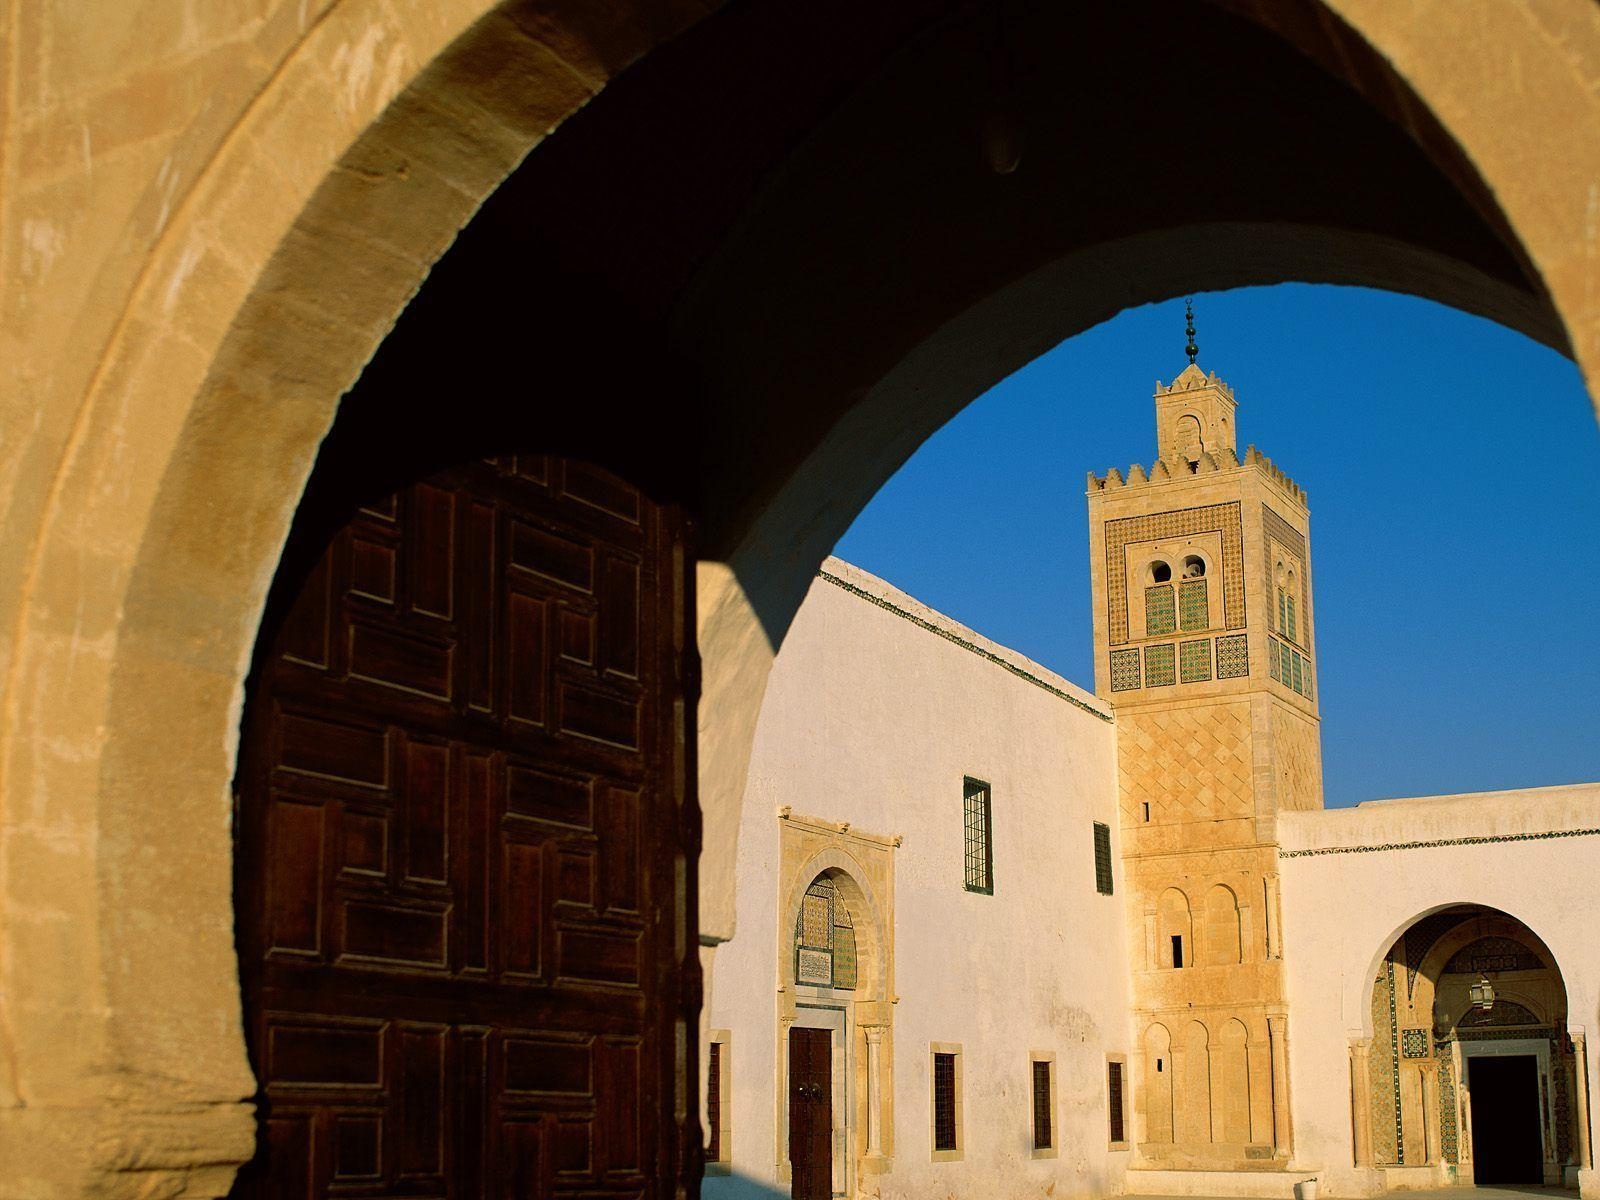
[
  {"left": 4, "top": 2, "right": 1600, "bottom": 1196},
  {"left": 1352, "top": 905, "right": 1591, "bottom": 1190}
]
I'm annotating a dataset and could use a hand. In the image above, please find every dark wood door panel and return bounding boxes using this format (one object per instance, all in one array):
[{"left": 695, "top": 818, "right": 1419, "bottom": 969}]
[{"left": 234, "top": 456, "right": 697, "bottom": 1198}]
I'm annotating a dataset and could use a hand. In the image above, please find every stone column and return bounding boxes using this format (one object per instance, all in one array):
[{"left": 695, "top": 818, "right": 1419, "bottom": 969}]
[
  {"left": 864, "top": 1025, "right": 886, "bottom": 1155},
  {"left": 1350, "top": 1037, "right": 1375, "bottom": 1167},
  {"left": 1422, "top": 1063, "right": 1441, "bottom": 1165},
  {"left": 1574, "top": 1034, "right": 1593, "bottom": 1172},
  {"left": 1269, "top": 1015, "right": 1294, "bottom": 1153}
]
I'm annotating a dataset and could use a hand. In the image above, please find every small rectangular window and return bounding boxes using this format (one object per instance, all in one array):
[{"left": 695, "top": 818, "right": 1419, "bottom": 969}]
[
  {"left": 931, "top": 1046, "right": 963, "bottom": 1159},
  {"left": 1141, "top": 802, "right": 1150, "bottom": 823},
  {"left": 962, "top": 778, "right": 993, "bottom": 894},
  {"left": 1108, "top": 1059, "right": 1128, "bottom": 1145},
  {"left": 1032, "top": 1059, "right": 1054, "bottom": 1151},
  {"left": 705, "top": 1031, "right": 732, "bottom": 1173},
  {"left": 1093, "top": 822, "right": 1114, "bottom": 895},
  {"left": 1171, "top": 934, "right": 1185, "bottom": 968},
  {"left": 707, "top": 1042, "right": 722, "bottom": 1161}
]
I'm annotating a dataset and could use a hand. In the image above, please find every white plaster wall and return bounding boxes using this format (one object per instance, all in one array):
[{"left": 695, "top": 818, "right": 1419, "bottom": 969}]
[
  {"left": 1278, "top": 783, "right": 1600, "bottom": 1197},
  {"left": 704, "top": 558, "right": 1129, "bottom": 1200}
]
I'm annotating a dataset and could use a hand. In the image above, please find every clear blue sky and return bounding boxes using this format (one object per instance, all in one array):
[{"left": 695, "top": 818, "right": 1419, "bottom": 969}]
[{"left": 833, "top": 284, "right": 1600, "bottom": 809}]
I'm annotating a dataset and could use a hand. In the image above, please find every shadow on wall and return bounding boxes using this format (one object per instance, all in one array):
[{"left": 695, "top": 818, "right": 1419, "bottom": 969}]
[{"left": 703, "top": 1173, "right": 788, "bottom": 1199}]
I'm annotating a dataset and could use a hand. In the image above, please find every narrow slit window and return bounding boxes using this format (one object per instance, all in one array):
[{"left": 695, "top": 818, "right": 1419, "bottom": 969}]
[
  {"left": 933, "top": 1051, "right": 959, "bottom": 1153},
  {"left": 1032, "top": 1059, "right": 1054, "bottom": 1150},
  {"left": 962, "top": 777, "right": 993, "bottom": 894},
  {"left": 706, "top": 1042, "right": 723, "bottom": 1162},
  {"left": 1171, "top": 934, "right": 1185, "bottom": 968},
  {"left": 1108, "top": 1060, "right": 1127, "bottom": 1144},
  {"left": 1093, "top": 822, "right": 1114, "bottom": 895}
]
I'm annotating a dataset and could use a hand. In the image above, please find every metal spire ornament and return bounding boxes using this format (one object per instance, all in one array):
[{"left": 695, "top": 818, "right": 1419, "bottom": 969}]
[{"left": 1184, "top": 297, "right": 1198, "bottom": 365}]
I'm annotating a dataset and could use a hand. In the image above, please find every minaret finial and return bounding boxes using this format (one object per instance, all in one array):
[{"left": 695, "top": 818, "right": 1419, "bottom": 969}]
[{"left": 1184, "top": 297, "right": 1198, "bottom": 365}]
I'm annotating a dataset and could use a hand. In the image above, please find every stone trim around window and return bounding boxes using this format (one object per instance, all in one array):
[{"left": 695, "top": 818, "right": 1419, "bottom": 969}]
[
  {"left": 1030, "top": 1051, "right": 1059, "bottom": 1159},
  {"left": 930, "top": 1042, "right": 965, "bottom": 1162},
  {"left": 1106, "top": 1053, "right": 1132, "bottom": 1151}
]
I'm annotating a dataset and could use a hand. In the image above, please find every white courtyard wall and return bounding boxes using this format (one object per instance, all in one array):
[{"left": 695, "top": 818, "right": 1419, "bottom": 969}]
[
  {"left": 703, "top": 558, "right": 1129, "bottom": 1199},
  {"left": 1279, "top": 783, "right": 1600, "bottom": 1198}
]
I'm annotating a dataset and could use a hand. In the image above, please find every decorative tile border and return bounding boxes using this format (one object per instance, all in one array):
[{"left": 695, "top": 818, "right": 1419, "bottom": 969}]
[
  {"left": 1280, "top": 826, "right": 1600, "bottom": 859},
  {"left": 820, "top": 570, "right": 1114, "bottom": 722},
  {"left": 1104, "top": 502, "right": 1245, "bottom": 645},
  {"left": 1386, "top": 959, "right": 1403, "bottom": 1164}
]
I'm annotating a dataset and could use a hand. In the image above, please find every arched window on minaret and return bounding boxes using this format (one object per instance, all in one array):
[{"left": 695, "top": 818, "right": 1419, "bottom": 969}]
[{"left": 1175, "top": 414, "right": 1204, "bottom": 464}]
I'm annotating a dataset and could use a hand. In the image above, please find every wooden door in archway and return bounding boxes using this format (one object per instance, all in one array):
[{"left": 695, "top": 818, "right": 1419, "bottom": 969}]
[{"left": 232, "top": 455, "right": 698, "bottom": 1198}]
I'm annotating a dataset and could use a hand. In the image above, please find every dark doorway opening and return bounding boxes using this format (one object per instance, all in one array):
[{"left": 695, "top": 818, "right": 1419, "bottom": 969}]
[
  {"left": 1468, "top": 1055, "right": 1545, "bottom": 1185},
  {"left": 789, "top": 1027, "right": 833, "bottom": 1200}
]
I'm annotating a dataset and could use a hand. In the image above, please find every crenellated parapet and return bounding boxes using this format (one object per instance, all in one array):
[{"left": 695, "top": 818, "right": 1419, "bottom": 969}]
[
  {"left": 1242, "top": 445, "right": 1306, "bottom": 504},
  {"left": 1155, "top": 368, "right": 1235, "bottom": 402},
  {"left": 1086, "top": 442, "right": 1303, "bottom": 503}
]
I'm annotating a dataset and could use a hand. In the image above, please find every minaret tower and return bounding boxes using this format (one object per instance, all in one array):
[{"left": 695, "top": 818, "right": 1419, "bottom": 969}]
[{"left": 1087, "top": 302, "right": 1322, "bottom": 1179}]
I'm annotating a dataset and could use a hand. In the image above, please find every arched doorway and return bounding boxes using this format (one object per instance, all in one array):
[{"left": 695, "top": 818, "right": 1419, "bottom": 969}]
[
  {"left": 1355, "top": 905, "right": 1589, "bottom": 1189},
  {"left": 776, "top": 851, "right": 895, "bottom": 1200}
]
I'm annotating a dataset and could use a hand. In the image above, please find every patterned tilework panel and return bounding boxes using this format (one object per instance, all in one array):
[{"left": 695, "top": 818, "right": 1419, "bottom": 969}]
[
  {"left": 801, "top": 891, "right": 831, "bottom": 948},
  {"left": 1216, "top": 633, "right": 1249, "bottom": 679},
  {"left": 1270, "top": 637, "right": 1314, "bottom": 699},
  {"left": 1110, "top": 648, "right": 1142, "bottom": 692},
  {"left": 1179, "top": 638, "right": 1212, "bottom": 683},
  {"left": 1178, "top": 579, "right": 1209, "bottom": 630},
  {"left": 1401, "top": 1029, "right": 1429, "bottom": 1059},
  {"left": 1439, "top": 1057, "right": 1458, "bottom": 1162},
  {"left": 1116, "top": 702, "right": 1253, "bottom": 824},
  {"left": 1144, "top": 643, "right": 1176, "bottom": 688},
  {"left": 1145, "top": 585, "right": 1176, "bottom": 636},
  {"left": 1104, "top": 503, "right": 1245, "bottom": 644},
  {"left": 1263, "top": 504, "right": 1309, "bottom": 646}
]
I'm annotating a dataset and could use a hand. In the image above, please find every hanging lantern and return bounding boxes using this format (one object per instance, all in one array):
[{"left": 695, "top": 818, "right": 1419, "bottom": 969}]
[{"left": 1469, "top": 975, "right": 1496, "bottom": 1011}]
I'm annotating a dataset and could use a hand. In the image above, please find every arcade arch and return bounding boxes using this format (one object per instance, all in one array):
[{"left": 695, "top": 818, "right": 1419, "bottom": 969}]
[
  {"left": 4, "top": 0, "right": 1600, "bottom": 1195},
  {"left": 1354, "top": 905, "right": 1590, "bottom": 1189}
]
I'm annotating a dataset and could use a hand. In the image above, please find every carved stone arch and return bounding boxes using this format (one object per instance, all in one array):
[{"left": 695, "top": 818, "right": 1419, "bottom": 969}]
[
  {"left": 781, "top": 844, "right": 891, "bottom": 1002},
  {"left": 1216, "top": 1018, "right": 1252, "bottom": 1144},
  {"left": 1158, "top": 886, "right": 1195, "bottom": 969},
  {"left": 1179, "top": 1019, "right": 1214, "bottom": 1145},
  {"left": 1145, "top": 1023, "right": 1175, "bottom": 1145},
  {"left": 1416, "top": 912, "right": 1566, "bottom": 1003},
  {"left": 1201, "top": 883, "right": 1244, "bottom": 966}
]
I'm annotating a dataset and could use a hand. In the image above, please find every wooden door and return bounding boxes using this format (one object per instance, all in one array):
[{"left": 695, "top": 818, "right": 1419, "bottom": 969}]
[
  {"left": 788, "top": 1027, "right": 833, "bottom": 1200},
  {"left": 232, "top": 455, "right": 698, "bottom": 1198}
]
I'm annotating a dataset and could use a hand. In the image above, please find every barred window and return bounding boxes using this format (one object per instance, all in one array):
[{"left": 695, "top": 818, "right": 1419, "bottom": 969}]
[
  {"left": 1108, "top": 1059, "right": 1127, "bottom": 1143},
  {"left": 933, "top": 1052, "right": 959, "bottom": 1152},
  {"left": 962, "top": 778, "right": 993, "bottom": 894},
  {"left": 1093, "top": 822, "right": 1114, "bottom": 895},
  {"left": 1032, "top": 1059, "right": 1054, "bottom": 1150},
  {"left": 707, "top": 1042, "right": 723, "bottom": 1161}
]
